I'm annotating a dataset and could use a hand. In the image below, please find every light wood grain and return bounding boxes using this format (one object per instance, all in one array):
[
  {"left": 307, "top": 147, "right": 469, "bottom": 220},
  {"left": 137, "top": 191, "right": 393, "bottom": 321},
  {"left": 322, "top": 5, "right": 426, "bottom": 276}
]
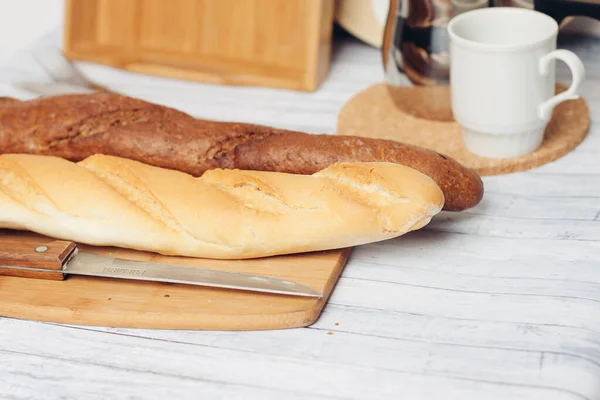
[
  {"left": 0, "top": 230, "right": 351, "bottom": 330},
  {"left": 1, "top": 27, "right": 600, "bottom": 400},
  {"left": 63, "top": 0, "right": 335, "bottom": 91},
  {"left": 1, "top": 319, "right": 596, "bottom": 400}
]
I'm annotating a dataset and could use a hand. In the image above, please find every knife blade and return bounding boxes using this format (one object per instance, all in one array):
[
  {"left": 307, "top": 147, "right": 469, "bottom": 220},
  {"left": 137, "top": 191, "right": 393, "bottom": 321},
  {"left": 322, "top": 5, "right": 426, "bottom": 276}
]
[{"left": 0, "top": 235, "right": 322, "bottom": 298}]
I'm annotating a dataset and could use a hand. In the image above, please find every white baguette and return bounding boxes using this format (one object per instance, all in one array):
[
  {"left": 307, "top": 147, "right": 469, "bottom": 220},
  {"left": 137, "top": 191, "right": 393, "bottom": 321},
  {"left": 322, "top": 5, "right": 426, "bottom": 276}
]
[{"left": 0, "top": 153, "right": 444, "bottom": 259}]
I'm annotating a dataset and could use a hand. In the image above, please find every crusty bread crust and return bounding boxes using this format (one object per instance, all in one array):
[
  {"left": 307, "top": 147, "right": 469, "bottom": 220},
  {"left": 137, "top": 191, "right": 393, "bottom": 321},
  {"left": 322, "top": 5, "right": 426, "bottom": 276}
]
[
  {"left": 0, "top": 92, "right": 482, "bottom": 211},
  {"left": 0, "top": 154, "right": 444, "bottom": 259}
]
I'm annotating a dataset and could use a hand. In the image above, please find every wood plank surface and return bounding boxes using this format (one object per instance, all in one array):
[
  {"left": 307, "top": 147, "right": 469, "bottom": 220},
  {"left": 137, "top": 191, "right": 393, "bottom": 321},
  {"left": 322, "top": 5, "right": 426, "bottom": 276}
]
[{"left": 0, "top": 27, "right": 599, "bottom": 400}]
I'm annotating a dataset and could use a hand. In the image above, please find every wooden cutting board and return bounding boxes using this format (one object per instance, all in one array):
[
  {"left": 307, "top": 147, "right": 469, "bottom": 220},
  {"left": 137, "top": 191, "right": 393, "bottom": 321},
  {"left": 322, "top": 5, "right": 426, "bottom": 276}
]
[{"left": 0, "top": 230, "right": 351, "bottom": 331}]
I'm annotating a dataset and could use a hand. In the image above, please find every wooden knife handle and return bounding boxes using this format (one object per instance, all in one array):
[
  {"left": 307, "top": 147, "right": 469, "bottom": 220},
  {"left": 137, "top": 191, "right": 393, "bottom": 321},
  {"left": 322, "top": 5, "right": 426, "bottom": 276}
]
[{"left": 0, "top": 233, "right": 77, "bottom": 280}]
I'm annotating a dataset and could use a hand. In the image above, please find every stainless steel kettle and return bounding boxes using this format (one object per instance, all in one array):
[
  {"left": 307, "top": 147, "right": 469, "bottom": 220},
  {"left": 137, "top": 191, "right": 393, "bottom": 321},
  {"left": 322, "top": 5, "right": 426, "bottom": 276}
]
[{"left": 381, "top": 0, "right": 534, "bottom": 120}]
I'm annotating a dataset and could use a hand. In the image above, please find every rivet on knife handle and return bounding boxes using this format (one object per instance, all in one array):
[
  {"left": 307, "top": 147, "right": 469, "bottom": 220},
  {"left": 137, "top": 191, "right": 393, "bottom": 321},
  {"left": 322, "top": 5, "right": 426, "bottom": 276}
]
[{"left": 0, "top": 235, "right": 77, "bottom": 280}]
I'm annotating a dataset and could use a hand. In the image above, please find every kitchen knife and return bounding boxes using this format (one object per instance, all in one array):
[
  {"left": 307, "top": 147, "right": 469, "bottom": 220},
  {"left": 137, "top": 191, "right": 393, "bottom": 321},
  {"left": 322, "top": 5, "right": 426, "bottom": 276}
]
[{"left": 0, "top": 235, "right": 322, "bottom": 298}]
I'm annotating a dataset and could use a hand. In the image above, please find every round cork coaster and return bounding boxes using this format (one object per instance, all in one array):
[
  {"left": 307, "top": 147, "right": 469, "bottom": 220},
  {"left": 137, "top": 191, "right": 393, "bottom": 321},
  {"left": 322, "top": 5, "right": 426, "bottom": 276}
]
[{"left": 336, "top": 83, "right": 590, "bottom": 176}]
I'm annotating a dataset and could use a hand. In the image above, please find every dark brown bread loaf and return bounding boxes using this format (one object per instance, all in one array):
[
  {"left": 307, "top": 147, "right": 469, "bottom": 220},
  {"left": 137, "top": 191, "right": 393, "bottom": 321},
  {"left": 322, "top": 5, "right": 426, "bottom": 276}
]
[{"left": 0, "top": 92, "right": 483, "bottom": 211}]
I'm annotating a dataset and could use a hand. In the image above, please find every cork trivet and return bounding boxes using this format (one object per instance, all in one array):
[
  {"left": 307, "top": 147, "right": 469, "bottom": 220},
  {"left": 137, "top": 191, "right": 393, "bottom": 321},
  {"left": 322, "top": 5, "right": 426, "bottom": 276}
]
[
  {"left": 337, "top": 83, "right": 590, "bottom": 176},
  {"left": 387, "top": 84, "right": 454, "bottom": 121}
]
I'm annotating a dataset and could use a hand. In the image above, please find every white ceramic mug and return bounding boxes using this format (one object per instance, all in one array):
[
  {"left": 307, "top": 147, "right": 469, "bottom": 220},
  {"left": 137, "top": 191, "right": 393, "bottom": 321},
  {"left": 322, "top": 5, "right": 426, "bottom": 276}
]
[{"left": 447, "top": 7, "right": 585, "bottom": 158}]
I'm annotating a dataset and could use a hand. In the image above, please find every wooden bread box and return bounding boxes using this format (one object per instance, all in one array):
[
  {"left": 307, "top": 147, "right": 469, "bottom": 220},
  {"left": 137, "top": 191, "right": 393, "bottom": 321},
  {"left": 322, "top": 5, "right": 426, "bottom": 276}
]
[{"left": 63, "top": 0, "right": 335, "bottom": 91}]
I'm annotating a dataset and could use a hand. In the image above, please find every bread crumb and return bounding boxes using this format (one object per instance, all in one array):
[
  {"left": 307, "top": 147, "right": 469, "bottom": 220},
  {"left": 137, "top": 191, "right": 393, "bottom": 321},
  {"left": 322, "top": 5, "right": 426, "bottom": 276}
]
[
  {"left": 164, "top": 294, "right": 170, "bottom": 298},
  {"left": 335, "top": 322, "right": 339, "bottom": 326},
  {"left": 326, "top": 331, "right": 333, "bottom": 335}
]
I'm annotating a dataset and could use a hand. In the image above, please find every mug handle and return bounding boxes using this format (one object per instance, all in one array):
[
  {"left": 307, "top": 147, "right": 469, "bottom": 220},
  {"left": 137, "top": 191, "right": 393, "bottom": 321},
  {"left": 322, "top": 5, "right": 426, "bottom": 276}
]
[{"left": 538, "top": 49, "right": 585, "bottom": 121}]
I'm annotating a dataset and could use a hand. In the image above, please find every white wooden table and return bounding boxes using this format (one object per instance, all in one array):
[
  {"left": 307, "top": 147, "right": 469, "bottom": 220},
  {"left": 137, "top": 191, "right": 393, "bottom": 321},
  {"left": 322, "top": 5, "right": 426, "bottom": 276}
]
[{"left": 1, "top": 27, "right": 599, "bottom": 400}]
